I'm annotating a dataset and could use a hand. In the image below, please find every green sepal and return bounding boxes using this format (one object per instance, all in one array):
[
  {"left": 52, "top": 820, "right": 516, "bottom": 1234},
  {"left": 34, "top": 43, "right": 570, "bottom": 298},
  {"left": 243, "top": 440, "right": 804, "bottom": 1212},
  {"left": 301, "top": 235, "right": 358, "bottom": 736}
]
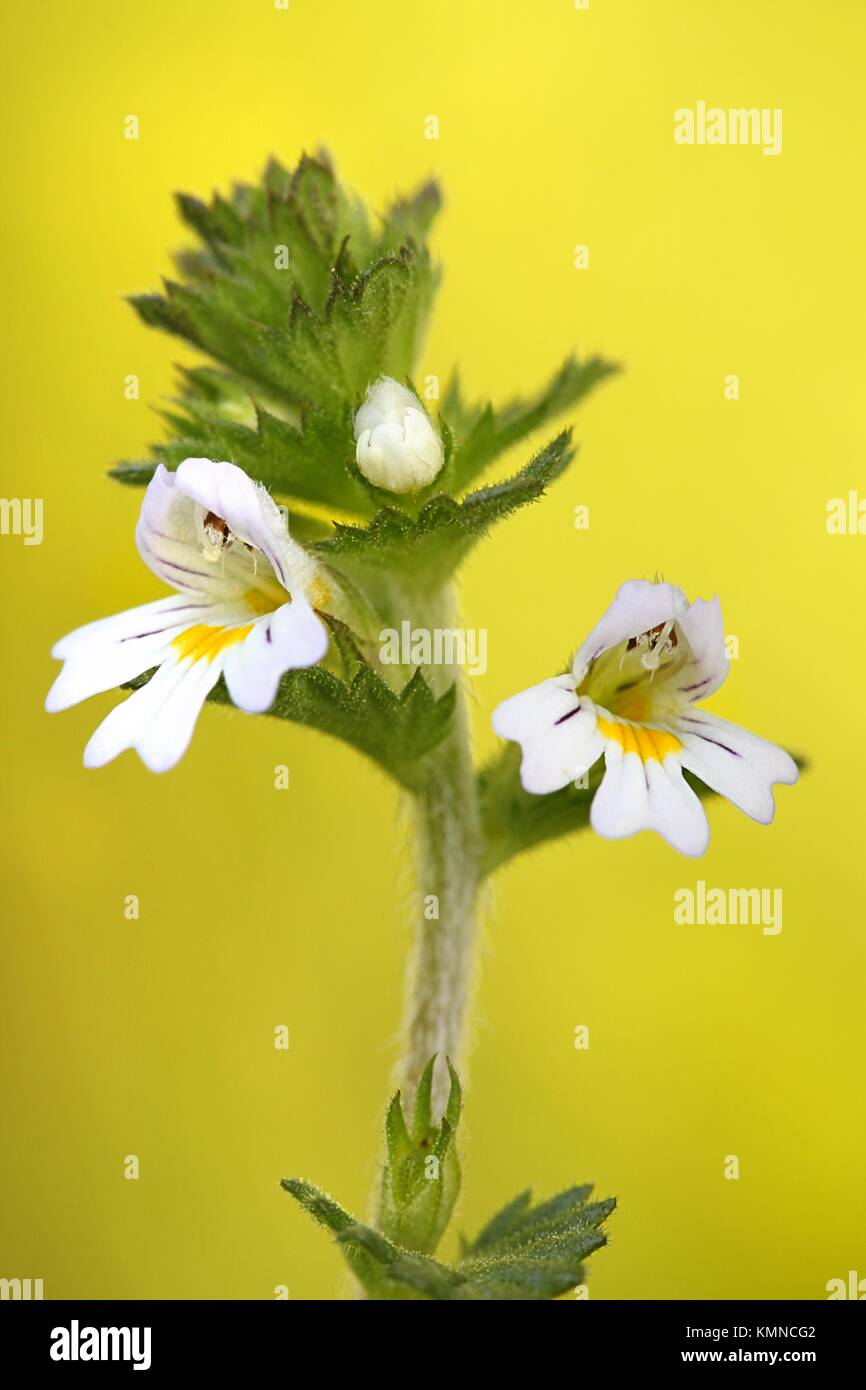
[{"left": 378, "top": 1056, "right": 462, "bottom": 1256}]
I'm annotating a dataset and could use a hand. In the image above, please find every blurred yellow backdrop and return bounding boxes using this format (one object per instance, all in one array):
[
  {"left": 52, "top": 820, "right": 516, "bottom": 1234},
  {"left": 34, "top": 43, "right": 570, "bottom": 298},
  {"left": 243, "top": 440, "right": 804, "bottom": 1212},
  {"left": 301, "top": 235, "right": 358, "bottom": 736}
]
[{"left": 2, "top": 0, "right": 864, "bottom": 1300}]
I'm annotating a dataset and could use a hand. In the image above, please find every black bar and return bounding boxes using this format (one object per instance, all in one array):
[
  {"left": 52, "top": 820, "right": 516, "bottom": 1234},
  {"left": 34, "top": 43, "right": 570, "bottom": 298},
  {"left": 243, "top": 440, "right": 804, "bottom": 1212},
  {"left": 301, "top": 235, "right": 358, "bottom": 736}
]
[{"left": 1, "top": 1298, "right": 861, "bottom": 1373}]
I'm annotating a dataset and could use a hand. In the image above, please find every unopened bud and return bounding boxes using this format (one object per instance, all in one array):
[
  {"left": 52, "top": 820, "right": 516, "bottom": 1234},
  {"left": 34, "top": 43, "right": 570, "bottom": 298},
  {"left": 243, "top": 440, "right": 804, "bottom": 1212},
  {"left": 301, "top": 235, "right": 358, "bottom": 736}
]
[{"left": 354, "top": 377, "right": 444, "bottom": 493}]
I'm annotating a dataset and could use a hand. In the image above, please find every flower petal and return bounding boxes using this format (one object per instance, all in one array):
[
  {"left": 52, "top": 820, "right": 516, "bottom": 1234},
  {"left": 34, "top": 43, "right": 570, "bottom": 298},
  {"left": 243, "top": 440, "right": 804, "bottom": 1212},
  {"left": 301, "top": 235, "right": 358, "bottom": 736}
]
[
  {"left": 174, "top": 457, "right": 316, "bottom": 594},
  {"left": 676, "top": 595, "right": 729, "bottom": 702},
  {"left": 223, "top": 600, "right": 329, "bottom": 714},
  {"left": 674, "top": 709, "right": 798, "bottom": 824},
  {"left": 492, "top": 677, "right": 604, "bottom": 794},
  {"left": 83, "top": 650, "right": 226, "bottom": 774},
  {"left": 46, "top": 591, "right": 255, "bottom": 714},
  {"left": 52, "top": 596, "right": 207, "bottom": 659},
  {"left": 46, "top": 597, "right": 217, "bottom": 712},
  {"left": 591, "top": 732, "right": 710, "bottom": 856},
  {"left": 135, "top": 466, "right": 239, "bottom": 598},
  {"left": 572, "top": 579, "right": 688, "bottom": 682}
]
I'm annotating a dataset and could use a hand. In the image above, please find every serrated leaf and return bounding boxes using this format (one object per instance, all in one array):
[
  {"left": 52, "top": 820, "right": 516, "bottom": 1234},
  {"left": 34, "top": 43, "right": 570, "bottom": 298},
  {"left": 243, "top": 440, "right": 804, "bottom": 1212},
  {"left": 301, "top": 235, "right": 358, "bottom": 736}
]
[
  {"left": 279, "top": 1177, "right": 356, "bottom": 1236},
  {"left": 281, "top": 1178, "right": 459, "bottom": 1300},
  {"left": 454, "top": 1251, "right": 595, "bottom": 1300},
  {"left": 379, "top": 181, "right": 442, "bottom": 252},
  {"left": 128, "top": 156, "right": 441, "bottom": 414},
  {"left": 316, "top": 429, "right": 575, "bottom": 589},
  {"left": 283, "top": 1174, "right": 614, "bottom": 1301},
  {"left": 279, "top": 1179, "right": 368, "bottom": 1281},
  {"left": 109, "top": 461, "right": 161, "bottom": 487},
  {"left": 206, "top": 659, "right": 455, "bottom": 791},
  {"left": 463, "top": 1189, "right": 533, "bottom": 1254},
  {"left": 111, "top": 375, "right": 373, "bottom": 517},
  {"left": 335, "top": 1225, "right": 460, "bottom": 1301},
  {"left": 454, "top": 1186, "right": 615, "bottom": 1299},
  {"left": 279, "top": 1179, "right": 397, "bottom": 1295},
  {"left": 320, "top": 611, "right": 368, "bottom": 681},
  {"left": 440, "top": 354, "right": 619, "bottom": 494},
  {"left": 325, "top": 251, "right": 439, "bottom": 400}
]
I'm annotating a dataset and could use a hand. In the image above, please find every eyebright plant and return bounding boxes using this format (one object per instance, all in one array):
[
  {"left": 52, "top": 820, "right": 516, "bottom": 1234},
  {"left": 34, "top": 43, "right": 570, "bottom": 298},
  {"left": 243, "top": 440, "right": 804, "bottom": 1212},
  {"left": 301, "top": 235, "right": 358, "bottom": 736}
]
[{"left": 46, "top": 154, "right": 798, "bottom": 1299}]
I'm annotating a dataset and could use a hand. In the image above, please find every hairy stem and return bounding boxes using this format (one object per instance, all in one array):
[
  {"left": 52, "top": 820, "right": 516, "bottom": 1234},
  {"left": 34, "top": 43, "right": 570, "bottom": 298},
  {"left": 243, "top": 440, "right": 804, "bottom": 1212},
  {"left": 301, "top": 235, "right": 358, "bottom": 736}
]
[{"left": 399, "top": 589, "right": 482, "bottom": 1115}]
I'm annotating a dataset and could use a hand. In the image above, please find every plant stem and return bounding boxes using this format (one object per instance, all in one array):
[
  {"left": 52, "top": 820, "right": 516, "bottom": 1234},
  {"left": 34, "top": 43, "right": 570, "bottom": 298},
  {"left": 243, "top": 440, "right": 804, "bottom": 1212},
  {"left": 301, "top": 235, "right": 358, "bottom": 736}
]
[{"left": 399, "top": 589, "right": 482, "bottom": 1115}]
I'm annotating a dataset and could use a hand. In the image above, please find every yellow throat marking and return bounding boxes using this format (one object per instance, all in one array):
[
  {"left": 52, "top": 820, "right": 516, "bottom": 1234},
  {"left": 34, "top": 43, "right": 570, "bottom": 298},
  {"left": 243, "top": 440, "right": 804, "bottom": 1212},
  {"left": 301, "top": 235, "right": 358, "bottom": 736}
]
[
  {"left": 243, "top": 585, "right": 283, "bottom": 616},
  {"left": 171, "top": 624, "right": 253, "bottom": 664},
  {"left": 596, "top": 715, "right": 682, "bottom": 763}
]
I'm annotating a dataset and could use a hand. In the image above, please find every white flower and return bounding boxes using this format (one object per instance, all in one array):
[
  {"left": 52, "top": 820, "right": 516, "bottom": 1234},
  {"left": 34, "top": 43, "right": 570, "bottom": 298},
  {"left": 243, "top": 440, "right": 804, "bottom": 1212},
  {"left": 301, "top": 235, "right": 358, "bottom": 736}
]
[
  {"left": 46, "top": 459, "right": 330, "bottom": 773},
  {"left": 492, "top": 579, "right": 798, "bottom": 857},
  {"left": 354, "top": 376, "right": 444, "bottom": 493}
]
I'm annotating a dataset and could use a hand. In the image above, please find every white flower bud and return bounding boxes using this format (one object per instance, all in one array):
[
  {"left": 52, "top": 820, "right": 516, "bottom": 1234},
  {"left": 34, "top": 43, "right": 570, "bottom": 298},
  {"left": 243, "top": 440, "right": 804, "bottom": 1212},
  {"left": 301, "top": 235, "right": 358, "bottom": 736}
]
[{"left": 354, "top": 377, "right": 444, "bottom": 493}]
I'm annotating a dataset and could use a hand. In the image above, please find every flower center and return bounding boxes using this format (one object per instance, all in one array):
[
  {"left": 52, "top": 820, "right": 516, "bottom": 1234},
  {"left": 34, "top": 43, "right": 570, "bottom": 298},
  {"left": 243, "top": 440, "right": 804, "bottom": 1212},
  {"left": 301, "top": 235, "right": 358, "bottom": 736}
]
[
  {"left": 198, "top": 510, "right": 292, "bottom": 612},
  {"left": 243, "top": 585, "right": 284, "bottom": 616},
  {"left": 628, "top": 619, "right": 678, "bottom": 671},
  {"left": 201, "top": 510, "right": 244, "bottom": 561},
  {"left": 579, "top": 620, "right": 691, "bottom": 723}
]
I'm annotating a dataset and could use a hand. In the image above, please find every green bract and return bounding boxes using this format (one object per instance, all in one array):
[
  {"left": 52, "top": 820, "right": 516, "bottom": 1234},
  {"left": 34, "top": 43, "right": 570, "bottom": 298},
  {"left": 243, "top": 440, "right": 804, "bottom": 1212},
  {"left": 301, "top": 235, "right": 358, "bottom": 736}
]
[{"left": 282, "top": 1057, "right": 615, "bottom": 1301}]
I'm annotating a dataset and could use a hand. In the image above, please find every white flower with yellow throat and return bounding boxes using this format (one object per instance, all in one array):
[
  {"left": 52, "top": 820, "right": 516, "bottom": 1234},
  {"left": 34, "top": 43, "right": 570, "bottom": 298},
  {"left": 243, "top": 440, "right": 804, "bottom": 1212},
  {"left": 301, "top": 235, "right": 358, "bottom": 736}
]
[
  {"left": 46, "top": 458, "right": 330, "bottom": 772},
  {"left": 492, "top": 579, "right": 798, "bottom": 856}
]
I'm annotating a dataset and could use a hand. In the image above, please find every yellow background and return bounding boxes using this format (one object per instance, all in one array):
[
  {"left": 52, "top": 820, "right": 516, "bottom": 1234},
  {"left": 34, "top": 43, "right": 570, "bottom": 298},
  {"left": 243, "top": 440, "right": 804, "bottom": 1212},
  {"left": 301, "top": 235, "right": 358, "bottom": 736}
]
[{"left": 2, "top": 0, "right": 864, "bottom": 1300}]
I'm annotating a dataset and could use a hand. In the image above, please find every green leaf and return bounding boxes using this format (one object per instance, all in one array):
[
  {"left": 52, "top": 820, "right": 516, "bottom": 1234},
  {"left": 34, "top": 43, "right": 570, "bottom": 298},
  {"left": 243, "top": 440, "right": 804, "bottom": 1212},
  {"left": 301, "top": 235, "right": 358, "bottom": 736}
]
[
  {"left": 440, "top": 354, "right": 619, "bottom": 494},
  {"left": 282, "top": 1174, "right": 614, "bottom": 1301},
  {"left": 206, "top": 657, "right": 456, "bottom": 792},
  {"left": 325, "top": 252, "right": 440, "bottom": 402},
  {"left": 128, "top": 155, "right": 441, "bottom": 414},
  {"left": 334, "top": 1225, "right": 460, "bottom": 1301},
  {"left": 281, "top": 1180, "right": 460, "bottom": 1301},
  {"left": 110, "top": 461, "right": 161, "bottom": 487},
  {"left": 462, "top": 1188, "right": 533, "bottom": 1254},
  {"left": 454, "top": 1186, "right": 615, "bottom": 1300},
  {"left": 316, "top": 429, "right": 576, "bottom": 589},
  {"left": 283, "top": 1057, "right": 612, "bottom": 1300},
  {"left": 478, "top": 741, "right": 602, "bottom": 877},
  {"left": 479, "top": 744, "right": 809, "bottom": 878},
  {"left": 111, "top": 370, "right": 373, "bottom": 517},
  {"left": 124, "top": 615, "right": 455, "bottom": 788},
  {"left": 279, "top": 1179, "right": 401, "bottom": 1296},
  {"left": 119, "top": 156, "right": 442, "bottom": 518},
  {"left": 379, "top": 181, "right": 443, "bottom": 253}
]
